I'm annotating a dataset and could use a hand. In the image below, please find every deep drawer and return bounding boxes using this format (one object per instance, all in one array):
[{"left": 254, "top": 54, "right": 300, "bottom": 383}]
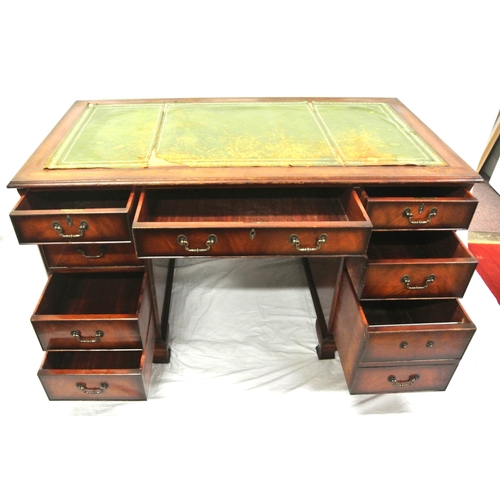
[
  {"left": 31, "top": 271, "right": 151, "bottom": 350},
  {"left": 10, "top": 189, "right": 136, "bottom": 244},
  {"left": 42, "top": 242, "right": 143, "bottom": 270},
  {"left": 332, "top": 269, "right": 476, "bottom": 394},
  {"left": 358, "top": 299, "right": 476, "bottom": 363},
  {"left": 360, "top": 231, "right": 477, "bottom": 298},
  {"left": 132, "top": 187, "right": 372, "bottom": 257},
  {"left": 357, "top": 186, "right": 478, "bottom": 230},
  {"left": 37, "top": 310, "right": 155, "bottom": 401}
]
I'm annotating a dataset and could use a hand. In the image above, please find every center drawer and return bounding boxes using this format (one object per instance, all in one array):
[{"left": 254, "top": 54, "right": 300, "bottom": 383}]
[
  {"left": 31, "top": 271, "right": 151, "bottom": 350},
  {"left": 132, "top": 187, "right": 372, "bottom": 257}
]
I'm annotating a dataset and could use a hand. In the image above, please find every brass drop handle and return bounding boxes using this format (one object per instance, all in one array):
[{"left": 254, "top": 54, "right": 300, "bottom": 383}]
[
  {"left": 52, "top": 220, "right": 89, "bottom": 238},
  {"left": 289, "top": 233, "right": 328, "bottom": 252},
  {"left": 388, "top": 374, "right": 420, "bottom": 387},
  {"left": 76, "top": 382, "right": 109, "bottom": 394},
  {"left": 71, "top": 330, "right": 104, "bottom": 343},
  {"left": 402, "top": 207, "right": 438, "bottom": 225},
  {"left": 77, "top": 245, "right": 106, "bottom": 259},
  {"left": 401, "top": 274, "right": 435, "bottom": 290},
  {"left": 177, "top": 234, "right": 217, "bottom": 253}
]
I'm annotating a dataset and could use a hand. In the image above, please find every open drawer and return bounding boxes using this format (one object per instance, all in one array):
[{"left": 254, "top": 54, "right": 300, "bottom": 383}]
[
  {"left": 356, "top": 231, "right": 477, "bottom": 298},
  {"left": 333, "top": 268, "right": 476, "bottom": 394},
  {"left": 31, "top": 271, "right": 151, "bottom": 350},
  {"left": 132, "top": 187, "right": 372, "bottom": 257},
  {"left": 37, "top": 310, "right": 155, "bottom": 401},
  {"left": 10, "top": 189, "right": 136, "bottom": 244},
  {"left": 357, "top": 186, "right": 478, "bottom": 229},
  {"left": 357, "top": 299, "right": 476, "bottom": 363}
]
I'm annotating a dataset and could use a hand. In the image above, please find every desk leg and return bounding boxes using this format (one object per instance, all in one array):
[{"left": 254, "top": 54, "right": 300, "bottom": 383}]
[
  {"left": 148, "top": 259, "right": 175, "bottom": 363},
  {"left": 303, "top": 257, "right": 344, "bottom": 359}
]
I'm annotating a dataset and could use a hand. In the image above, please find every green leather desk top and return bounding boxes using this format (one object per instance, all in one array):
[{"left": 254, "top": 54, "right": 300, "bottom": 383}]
[{"left": 46, "top": 101, "right": 445, "bottom": 169}]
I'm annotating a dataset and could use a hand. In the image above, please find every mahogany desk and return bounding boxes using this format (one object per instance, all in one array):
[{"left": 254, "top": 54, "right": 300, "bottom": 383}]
[{"left": 7, "top": 98, "right": 481, "bottom": 400}]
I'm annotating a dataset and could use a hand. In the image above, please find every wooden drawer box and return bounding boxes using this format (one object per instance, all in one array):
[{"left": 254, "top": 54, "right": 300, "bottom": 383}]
[
  {"left": 10, "top": 190, "right": 136, "bottom": 244},
  {"left": 31, "top": 271, "right": 151, "bottom": 350},
  {"left": 358, "top": 300, "right": 476, "bottom": 363},
  {"left": 37, "top": 310, "right": 155, "bottom": 401},
  {"left": 132, "top": 187, "right": 372, "bottom": 257},
  {"left": 359, "top": 231, "right": 477, "bottom": 298},
  {"left": 357, "top": 186, "right": 478, "bottom": 229},
  {"left": 333, "top": 269, "right": 476, "bottom": 394},
  {"left": 41, "top": 242, "right": 143, "bottom": 270}
]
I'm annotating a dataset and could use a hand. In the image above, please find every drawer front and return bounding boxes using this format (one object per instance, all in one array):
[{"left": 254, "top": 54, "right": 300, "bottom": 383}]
[
  {"left": 362, "top": 231, "right": 477, "bottom": 298},
  {"left": 39, "top": 369, "right": 149, "bottom": 401},
  {"left": 349, "top": 363, "right": 458, "bottom": 394},
  {"left": 133, "top": 226, "right": 371, "bottom": 257},
  {"left": 33, "top": 317, "right": 149, "bottom": 350},
  {"left": 31, "top": 271, "right": 151, "bottom": 350},
  {"left": 359, "top": 188, "right": 477, "bottom": 229},
  {"left": 360, "top": 328, "right": 475, "bottom": 363},
  {"left": 10, "top": 190, "right": 136, "bottom": 244},
  {"left": 363, "top": 262, "right": 477, "bottom": 298},
  {"left": 12, "top": 212, "right": 133, "bottom": 244},
  {"left": 42, "top": 243, "right": 143, "bottom": 270},
  {"left": 37, "top": 310, "right": 155, "bottom": 401}
]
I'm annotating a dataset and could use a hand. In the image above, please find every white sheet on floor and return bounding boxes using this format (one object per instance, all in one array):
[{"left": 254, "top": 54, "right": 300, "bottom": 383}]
[{"left": 2, "top": 216, "right": 499, "bottom": 495}]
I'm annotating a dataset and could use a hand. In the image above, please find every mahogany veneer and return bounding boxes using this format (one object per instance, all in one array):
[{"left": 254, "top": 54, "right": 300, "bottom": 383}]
[
  {"left": 359, "top": 231, "right": 478, "bottom": 298},
  {"left": 357, "top": 187, "right": 478, "bottom": 229},
  {"left": 41, "top": 242, "right": 143, "bottom": 271},
  {"left": 10, "top": 190, "right": 136, "bottom": 244}
]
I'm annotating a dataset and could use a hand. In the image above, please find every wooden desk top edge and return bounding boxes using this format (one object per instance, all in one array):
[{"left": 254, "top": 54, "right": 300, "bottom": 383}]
[{"left": 7, "top": 97, "right": 482, "bottom": 189}]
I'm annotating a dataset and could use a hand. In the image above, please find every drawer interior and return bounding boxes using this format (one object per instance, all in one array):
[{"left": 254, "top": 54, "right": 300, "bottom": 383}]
[
  {"left": 42, "top": 350, "right": 142, "bottom": 369},
  {"left": 362, "top": 186, "right": 469, "bottom": 199},
  {"left": 137, "top": 188, "right": 364, "bottom": 224},
  {"left": 16, "top": 190, "right": 131, "bottom": 211},
  {"left": 35, "top": 272, "right": 144, "bottom": 315},
  {"left": 367, "top": 232, "right": 472, "bottom": 260},
  {"left": 362, "top": 299, "right": 470, "bottom": 326}
]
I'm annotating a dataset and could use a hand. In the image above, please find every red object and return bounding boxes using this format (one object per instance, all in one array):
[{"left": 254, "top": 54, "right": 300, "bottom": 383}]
[{"left": 468, "top": 243, "right": 500, "bottom": 304}]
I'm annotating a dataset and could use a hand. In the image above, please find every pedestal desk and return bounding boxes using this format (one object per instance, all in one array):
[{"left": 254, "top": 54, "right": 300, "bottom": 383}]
[{"left": 7, "top": 98, "right": 481, "bottom": 400}]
